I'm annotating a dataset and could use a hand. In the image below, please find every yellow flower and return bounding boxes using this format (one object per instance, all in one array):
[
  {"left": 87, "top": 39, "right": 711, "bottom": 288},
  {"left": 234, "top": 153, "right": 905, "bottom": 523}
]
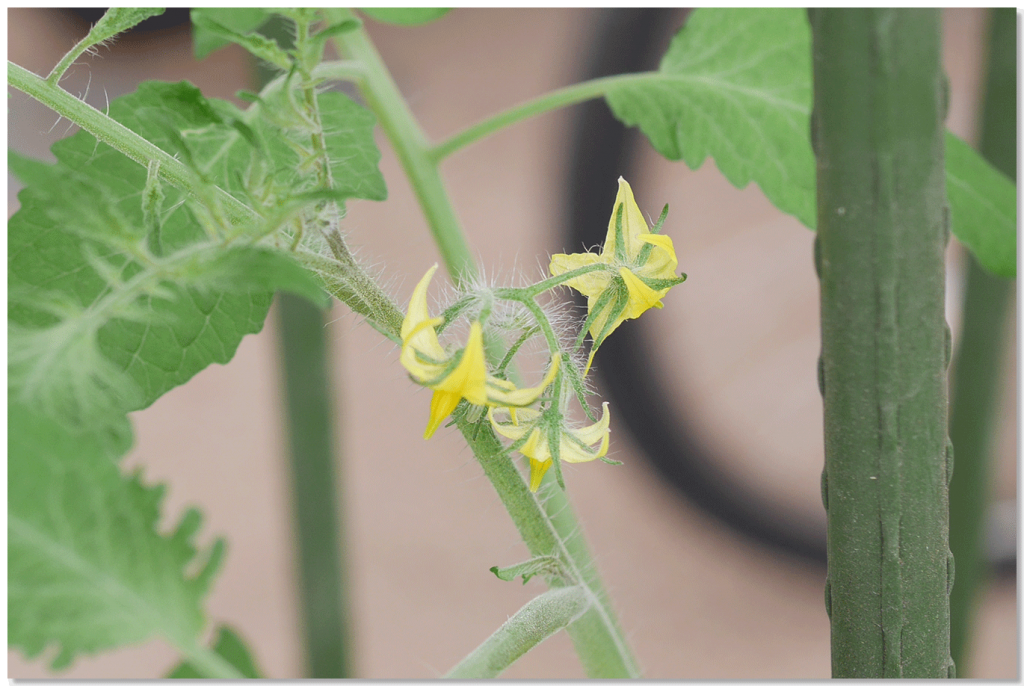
[
  {"left": 401, "top": 264, "right": 560, "bottom": 438},
  {"left": 488, "top": 403, "right": 611, "bottom": 492},
  {"left": 549, "top": 177, "right": 684, "bottom": 372}
]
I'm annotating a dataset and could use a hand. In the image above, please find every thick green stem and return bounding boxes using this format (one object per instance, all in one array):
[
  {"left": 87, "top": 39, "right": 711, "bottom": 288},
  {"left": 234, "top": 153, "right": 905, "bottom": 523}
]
[
  {"left": 429, "top": 73, "right": 650, "bottom": 162},
  {"left": 331, "top": 21, "right": 477, "bottom": 285},
  {"left": 810, "top": 9, "right": 952, "bottom": 678},
  {"left": 947, "top": 7, "right": 1016, "bottom": 677}
]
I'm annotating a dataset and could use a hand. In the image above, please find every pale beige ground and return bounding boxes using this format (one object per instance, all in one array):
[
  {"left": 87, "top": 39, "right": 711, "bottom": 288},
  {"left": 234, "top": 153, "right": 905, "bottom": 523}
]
[{"left": 7, "top": 8, "right": 1017, "bottom": 679}]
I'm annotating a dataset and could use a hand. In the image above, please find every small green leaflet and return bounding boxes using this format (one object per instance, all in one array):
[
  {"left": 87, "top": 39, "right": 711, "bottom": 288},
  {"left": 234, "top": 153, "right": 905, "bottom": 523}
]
[
  {"left": 167, "top": 625, "right": 264, "bottom": 678},
  {"left": 359, "top": 8, "right": 450, "bottom": 26},
  {"left": 607, "top": 7, "right": 1017, "bottom": 277},
  {"left": 490, "top": 555, "right": 573, "bottom": 585},
  {"left": 191, "top": 8, "right": 271, "bottom": 59},
  {"left": 9, "top": 401, "right": 224, "bottom": 671}
]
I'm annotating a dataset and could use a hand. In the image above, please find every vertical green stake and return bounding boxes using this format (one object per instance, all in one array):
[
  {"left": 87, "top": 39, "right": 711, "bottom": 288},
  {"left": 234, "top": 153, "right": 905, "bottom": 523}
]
[
  {"left": 947, "top": 7, "right": 1016, "bottom": 676},
  {"left": 810, "top": 9, "right": 953, "bottom": 678},
  {"left": 277, "top": 294, "right": 352, "bottom": 677}
]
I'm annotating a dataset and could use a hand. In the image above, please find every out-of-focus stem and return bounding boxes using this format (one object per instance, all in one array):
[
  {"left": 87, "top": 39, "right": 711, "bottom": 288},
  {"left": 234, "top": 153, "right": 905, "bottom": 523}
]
[{"left": 947, "top": 7, "right": 1016, "bottom": 677}]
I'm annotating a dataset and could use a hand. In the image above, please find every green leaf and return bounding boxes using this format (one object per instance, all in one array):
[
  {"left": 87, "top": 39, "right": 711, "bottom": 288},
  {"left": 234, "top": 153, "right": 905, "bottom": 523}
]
[
  {"left": 606, "top": 8, "right": 816, "bottom": 226},
  {"left": 9, "top": 80, "right": 382, "bottom": 428},
  {"left": 945, "top": 132, "right": 1017, "bottom": 278},
  {"left": 8, "top": 401, "right": 224, "bottom": 670},
  {"left": 490, "top": 555, "right": 572, "bottom": 585},
  {"left": 167, "top": 626, "right": 263, "bottom": 678},
  {"left": 359, "top": 8, "right": 450, "bottom": 26},
  {"left": 607, "top": 7, "right": 1016, "bottom": 277},
  {"left": 191, "top": 12, "right": 292, "bottom": 70},
  {"left": 191, "top": 8, "right": 271, "bottom": 59}
]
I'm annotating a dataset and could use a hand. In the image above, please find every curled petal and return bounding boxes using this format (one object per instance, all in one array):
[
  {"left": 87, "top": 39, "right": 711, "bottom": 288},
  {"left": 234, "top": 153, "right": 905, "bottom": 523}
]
[
  {"left": 637, "top": 233, "right": 679, "bottom": 278},
  {"left": 561, "top": 402, "right": 611, "bottom": 463},
  {"left": 488, "top": 407, "right": 540, "bottom": 441},
  {"left": 486, "top": 354, "right": 561, "bottom": 407}
]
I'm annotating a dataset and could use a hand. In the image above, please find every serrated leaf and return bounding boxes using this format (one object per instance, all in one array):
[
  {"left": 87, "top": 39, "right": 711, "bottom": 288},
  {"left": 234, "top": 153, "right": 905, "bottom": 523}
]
[
  {"left": 945, "top": 132, "right": 1017, "bottom": 277},
  {"left": 167, "top": 625, "right": 263, "bottom": 678},
  {"left": 8, "top": 401, "right": 224, "bottom": 670},
  {"left": 608, "top": 7, "right": 1016, "bottom": 277},
  {"left": 359, "top": 8, "right": 450, "bottom": 26},
  {"left": 606, "top": 8, "right": 816, "bottom": 226},
  {"left": 490, "top": 555, "right": 572, "bottom": 585},
  {"left": 9, "top": 80, "right": 383, "bottom": 427},
  {"left": 191, "top": 8, "right": 271, "bottom": 59},
  {"left": 191, "top": 12, "right": 292, "bottom": 70}
]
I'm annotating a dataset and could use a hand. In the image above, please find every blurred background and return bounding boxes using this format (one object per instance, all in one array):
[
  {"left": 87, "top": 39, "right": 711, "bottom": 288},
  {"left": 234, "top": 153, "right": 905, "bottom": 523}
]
[{"left": 8, "top": 8, "right": 1017, "bottom": 679}]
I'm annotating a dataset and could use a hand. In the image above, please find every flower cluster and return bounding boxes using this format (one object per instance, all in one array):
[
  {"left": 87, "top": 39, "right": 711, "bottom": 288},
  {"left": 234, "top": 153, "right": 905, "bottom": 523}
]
[{"left": 399, "top": 178, "right": 685, "bottom": 491}]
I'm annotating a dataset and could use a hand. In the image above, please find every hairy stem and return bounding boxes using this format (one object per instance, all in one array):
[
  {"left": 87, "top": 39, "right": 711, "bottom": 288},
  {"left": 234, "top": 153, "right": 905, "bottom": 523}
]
[
  {"left": 455, "top": 416, "right": 640, "bottom": 677},
  {"left": 8, "top": 62, "right": 256, "bottom": 228},
  {"left": 810, "top": 9, "right": 952, "bottom": 677},
  {"left": 444, "top": 586, "right": 590, "bottom": 678},
  {"left": 330, "top": 18, "right": 477, "bottom": 285}
]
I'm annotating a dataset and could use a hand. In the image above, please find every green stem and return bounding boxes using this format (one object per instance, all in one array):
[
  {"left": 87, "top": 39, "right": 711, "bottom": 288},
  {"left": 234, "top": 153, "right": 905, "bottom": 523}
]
[
  {"left": 455, "top": 417, "right": 640, "bottom": 677},
  {"left": 444, "top": 586, "right": 590, "bottom": 678},
  {"left": 429, "top": 73, "right": 650, "bottom": 162},
  {"left": 810, "top": 9, "right": 952, "bottom": 678},
  {"left": 947, "top": 7, "right": 1016, "bottom": 677},
  {"left": 330, "top": 19, "right": 639, "bottom": 677},
  {"left": 8, "top": 61, "right": 257, "bottom": 228},
  {"left": 331, "top": 20, "right": 477, "bottom": 285},
  {"left": 278, "top": 294, "right": 352, "bottom": 677}
]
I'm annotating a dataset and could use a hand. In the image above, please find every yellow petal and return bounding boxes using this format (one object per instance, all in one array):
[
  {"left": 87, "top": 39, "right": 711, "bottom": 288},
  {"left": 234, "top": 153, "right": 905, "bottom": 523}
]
[
  {"left": 528, "top": 457, "right": 552, "bottom": 492},
  {"left": 619, "top": 267, "right": 667, "bottom": 320},
  {"left": 425, "top": 389, "right": 461, "bottom": 439},
  {"left": 560, "top": 402, "right": 611, "bottom": 463},
  {"left": 605, "top": 177, "right": 651, "bottom": 263},
  {"left": 486, "top": 354, "right": 561, "bottom": 407},
  {"left": 400, "top": 265, "right": 447, "bottom": 383},
  {"left": 637, "top": 233, "right": 678, "bottom": 278},
  {"left": 432, "top": 321, "right": 488, "bottom": 406},
  {"left": 400, "top": 315, "right": 447, "bottom": 382},
  {"left": 487, "top": 407, "right": 539, "bottom": 441},
  {"left": 519, "top": 427, "right": 550, "bottom": 464},
  {"left": 549, "top": 252, "right": 613, "bottom": 298}
]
